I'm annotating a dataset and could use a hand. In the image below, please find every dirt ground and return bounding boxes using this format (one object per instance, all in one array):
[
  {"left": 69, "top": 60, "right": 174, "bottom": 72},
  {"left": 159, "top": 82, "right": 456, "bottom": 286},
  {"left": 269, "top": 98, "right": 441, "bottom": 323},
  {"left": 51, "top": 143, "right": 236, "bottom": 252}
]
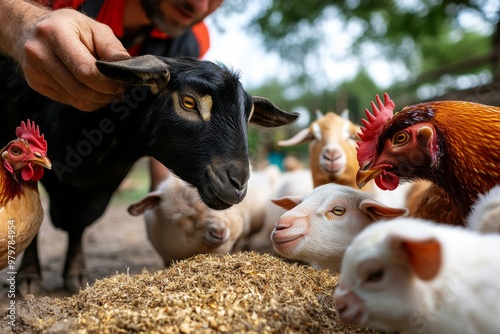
[
  {"left": 0, "top": 160, "right": 165, "bottom": 308},
  {"left": 0, "top": 197, "right": 165, "bottom": 304}
]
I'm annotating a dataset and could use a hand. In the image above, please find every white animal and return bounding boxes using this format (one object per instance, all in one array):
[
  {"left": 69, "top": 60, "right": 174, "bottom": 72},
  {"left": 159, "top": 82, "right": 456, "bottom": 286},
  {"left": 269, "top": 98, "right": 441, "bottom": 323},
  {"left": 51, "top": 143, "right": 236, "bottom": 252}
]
[
  {"left": 270, "top": 183, "right": 407, "bottom": 273},
  {"left": 128, "top": 176, "right": 244, "bottom": 266},
  {"left": 248, "top": 168, "right": 314, "bottom": 252},
  {"left": 231, "top": 166, "right": 279, "bottom": 251},
  {"left": 334, "top": 217, "right": 500, "bottom": 334},
  {"left": 467, "top": 185, "right": 500, "bottom": 233}
]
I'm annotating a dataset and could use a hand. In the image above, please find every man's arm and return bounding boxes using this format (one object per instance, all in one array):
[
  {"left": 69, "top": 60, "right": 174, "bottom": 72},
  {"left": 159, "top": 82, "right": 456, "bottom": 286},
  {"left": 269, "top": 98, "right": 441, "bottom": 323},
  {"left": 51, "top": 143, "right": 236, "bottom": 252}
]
[{"left": 0, "top": 0, "right": 131, "bottom": 111}]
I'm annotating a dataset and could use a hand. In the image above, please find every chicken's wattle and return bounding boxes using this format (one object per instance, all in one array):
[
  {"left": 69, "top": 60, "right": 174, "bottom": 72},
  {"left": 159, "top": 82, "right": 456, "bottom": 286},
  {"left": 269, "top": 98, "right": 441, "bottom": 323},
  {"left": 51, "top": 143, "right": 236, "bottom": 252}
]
[
  {"left": 21, "top": 163, "right": 44, "bottom": 182},
  {"left": 375, "top": 171, "right": 399, "bottom": 191}
]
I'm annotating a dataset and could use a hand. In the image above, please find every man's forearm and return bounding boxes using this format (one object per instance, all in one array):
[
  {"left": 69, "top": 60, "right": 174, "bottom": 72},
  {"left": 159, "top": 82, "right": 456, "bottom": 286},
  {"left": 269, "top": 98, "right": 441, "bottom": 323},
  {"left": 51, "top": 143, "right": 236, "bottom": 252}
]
[{"left": 0, "top": 0, "right": 50, "bottom": 61}]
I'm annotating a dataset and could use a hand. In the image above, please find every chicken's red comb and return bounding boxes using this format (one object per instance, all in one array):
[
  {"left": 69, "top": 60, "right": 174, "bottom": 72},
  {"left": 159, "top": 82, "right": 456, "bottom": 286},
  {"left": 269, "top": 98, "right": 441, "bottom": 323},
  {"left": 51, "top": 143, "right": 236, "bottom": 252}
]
[
  {"left": 356, "top": 93, "right": 395, "bottom": 165},
  {"left": 15, "top": 119, "right": 48, "bottom": 154}
]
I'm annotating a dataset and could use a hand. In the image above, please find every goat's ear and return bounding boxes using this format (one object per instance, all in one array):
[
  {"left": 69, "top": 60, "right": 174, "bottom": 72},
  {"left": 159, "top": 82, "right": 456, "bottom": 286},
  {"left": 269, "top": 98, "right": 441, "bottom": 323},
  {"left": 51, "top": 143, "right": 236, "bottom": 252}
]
[
  {"left": 250, "top": 96, "right": 299, "bottom": 128},
  {"left": 96, "top": 55, "right": 170, "bottom": 94},
  {"left": 359, "top": 199, "right": 408, "bottom": 221},
  {"left": 127, "top": 190, "right": 162, "bottom": 216},
  {"left": 386, "top": 233, "right": 442, "bottom": 281},
  {"left": 271, "top": 196, "right": 303, "bottom": 210}
]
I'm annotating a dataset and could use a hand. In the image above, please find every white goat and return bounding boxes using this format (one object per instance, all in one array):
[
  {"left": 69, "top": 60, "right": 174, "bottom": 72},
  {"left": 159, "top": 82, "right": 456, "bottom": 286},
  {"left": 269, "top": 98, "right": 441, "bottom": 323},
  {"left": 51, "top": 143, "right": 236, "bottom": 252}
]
[
  {"left": 270, "top": 183, "right": 407, "bottom": 273},
  {"left": 128, "top": 176, "right": 244, "bottom": 266},
  {"left": 334, "top": 214, "right": 500, "bottom": 334}
]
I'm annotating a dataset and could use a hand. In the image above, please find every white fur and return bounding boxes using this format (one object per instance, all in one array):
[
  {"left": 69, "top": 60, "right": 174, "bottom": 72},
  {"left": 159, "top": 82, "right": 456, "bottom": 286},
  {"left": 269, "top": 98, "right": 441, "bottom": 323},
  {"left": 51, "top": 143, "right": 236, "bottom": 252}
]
[
  {"left": 129, "top": 167, "right": 279, "bottom": 264},
  {"left": 270, "top": 183, "right": 407, "bottom": 273},
  {"left": 129, "top": 176, "right": 244, "bottom": 265},
  {"left": 247, "top": 168, "right": 314, "bottom": 252},
  {"left": 335, "top": 218, "right": 500, "bottom": 334},
  {"left": 467, "top": 185, "right": 500, "bottom": 233}
]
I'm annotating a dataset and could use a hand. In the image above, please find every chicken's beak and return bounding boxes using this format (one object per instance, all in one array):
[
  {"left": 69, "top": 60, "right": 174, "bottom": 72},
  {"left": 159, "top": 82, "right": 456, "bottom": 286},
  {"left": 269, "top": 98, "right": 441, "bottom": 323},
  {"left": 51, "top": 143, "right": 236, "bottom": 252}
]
[
  {"left": 30, "top": 154, "right": 52, "bottom": 170},
  {"left": 356, "top": 167, "right": 383, "bottom": 189}
]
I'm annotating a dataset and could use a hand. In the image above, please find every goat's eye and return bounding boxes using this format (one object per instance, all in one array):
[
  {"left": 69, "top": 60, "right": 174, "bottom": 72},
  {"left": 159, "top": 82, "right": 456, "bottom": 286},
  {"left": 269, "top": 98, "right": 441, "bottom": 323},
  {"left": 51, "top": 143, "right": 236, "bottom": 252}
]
[
  {"left": 326, "top": 206, "right": 346, "bottom": 219},
  {"left": 10, "top": 146, "right": 21, "bottom": 155},
  {"left": 331, "top": 206, "right": 346, "bottom": 216},
  {"left": 392, "top": 132, "right": 409, "bottom": 145},
  {"left": 365, "top": 269, "right": 384, "bottom": 283},
  {"left": 181, "top": 95, "right": 197, "bottom": 110}
]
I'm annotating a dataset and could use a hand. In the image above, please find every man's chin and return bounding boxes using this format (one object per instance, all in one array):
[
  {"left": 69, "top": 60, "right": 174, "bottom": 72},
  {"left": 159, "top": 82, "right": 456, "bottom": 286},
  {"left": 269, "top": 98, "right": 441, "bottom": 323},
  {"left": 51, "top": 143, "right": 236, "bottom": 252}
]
[{"left": 152, "top": 17, "right": 190, "bottom": 36}]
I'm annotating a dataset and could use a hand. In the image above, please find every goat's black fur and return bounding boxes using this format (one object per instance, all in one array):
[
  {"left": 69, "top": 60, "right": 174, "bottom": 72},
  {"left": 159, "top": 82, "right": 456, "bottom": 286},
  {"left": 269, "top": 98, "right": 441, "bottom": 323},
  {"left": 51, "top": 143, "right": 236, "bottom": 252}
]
[{"left": 0, "top": 55, "right": 297, "bottom": 293}]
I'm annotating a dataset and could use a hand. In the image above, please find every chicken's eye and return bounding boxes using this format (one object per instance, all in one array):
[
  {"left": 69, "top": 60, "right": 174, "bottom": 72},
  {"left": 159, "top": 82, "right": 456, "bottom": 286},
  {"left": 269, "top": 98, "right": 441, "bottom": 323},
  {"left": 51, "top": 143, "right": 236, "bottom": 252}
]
[
  {"left": 10, "top": 146, "right": 22, "bottom": 155},
  {"left": 181, "top": 95, "right": 197, "bottom": 110},
  {"left": 365, "top": 269, "right": 384, "bottom": 283},
  {"left": 393, "top": 132, "right": 409, "bottom": 145}
]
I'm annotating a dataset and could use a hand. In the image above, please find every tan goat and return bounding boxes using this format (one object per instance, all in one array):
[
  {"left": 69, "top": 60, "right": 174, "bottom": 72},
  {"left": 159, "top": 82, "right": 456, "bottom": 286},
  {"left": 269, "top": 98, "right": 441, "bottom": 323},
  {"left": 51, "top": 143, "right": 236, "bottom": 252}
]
[{"left": 278, "top": 109, "right": 375, "bottom": 193}]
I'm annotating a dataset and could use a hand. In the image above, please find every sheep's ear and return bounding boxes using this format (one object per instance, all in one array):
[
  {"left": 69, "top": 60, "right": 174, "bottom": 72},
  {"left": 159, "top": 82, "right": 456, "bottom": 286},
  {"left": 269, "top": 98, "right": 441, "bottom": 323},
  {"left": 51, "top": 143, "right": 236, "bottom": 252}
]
[
  {"left": 386, "top": 233, "right": 442, "bottom": 281},
  {"left": 277, "top": 128, "right": 312, "bottom": 147},
  {"left": 96, "top": 55, "right": 170, "bottom": 94},
  {"left": 127, "top": 190, "right": 162, "bottom": 216},
  {"left": 359, "top": 199, "right": 408, "bottom": 221},
  {"left": 250, "top": 96, "right": 299, "bottom": 128},
  {"left": 271, "top": 196, "right": 303, "bottom": 210}
]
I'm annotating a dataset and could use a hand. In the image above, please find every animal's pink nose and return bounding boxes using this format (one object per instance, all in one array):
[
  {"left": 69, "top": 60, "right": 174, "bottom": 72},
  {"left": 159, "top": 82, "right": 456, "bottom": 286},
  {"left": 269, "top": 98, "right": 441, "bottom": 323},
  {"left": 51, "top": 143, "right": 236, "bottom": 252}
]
[
  {"left": 334, "top": 286, "right": 367, "bottom": 326},
  {"left": 205, "top": 226, "right": 228, "bottom": 246},
  {"left": 323, "top": 148, "right": 341, "bottom": 162}
]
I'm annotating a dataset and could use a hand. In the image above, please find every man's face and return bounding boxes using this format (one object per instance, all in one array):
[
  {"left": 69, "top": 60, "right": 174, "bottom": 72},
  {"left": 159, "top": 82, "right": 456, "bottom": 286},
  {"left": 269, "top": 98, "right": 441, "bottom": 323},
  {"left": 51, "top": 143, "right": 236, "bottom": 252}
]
[{"left": 141, "top": 0, "right": 223, "bottom": 36}]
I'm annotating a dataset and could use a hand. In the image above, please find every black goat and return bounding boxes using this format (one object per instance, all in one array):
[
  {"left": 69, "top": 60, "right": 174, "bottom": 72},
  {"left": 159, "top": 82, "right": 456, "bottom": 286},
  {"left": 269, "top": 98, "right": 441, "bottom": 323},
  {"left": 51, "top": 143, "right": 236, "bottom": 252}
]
[{"left": 0, "top": 55, "right": 297, "bottom": 293}]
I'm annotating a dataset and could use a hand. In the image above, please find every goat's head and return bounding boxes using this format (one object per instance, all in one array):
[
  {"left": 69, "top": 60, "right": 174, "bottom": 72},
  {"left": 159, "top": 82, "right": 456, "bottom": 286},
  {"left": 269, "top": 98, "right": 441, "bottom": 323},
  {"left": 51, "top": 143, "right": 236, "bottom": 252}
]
[
  {"left": 278, "top": 110, "right": 360, "bottom": 188},
  {"left": 96, "top": 55, "right": 298, "bottom": 210}
]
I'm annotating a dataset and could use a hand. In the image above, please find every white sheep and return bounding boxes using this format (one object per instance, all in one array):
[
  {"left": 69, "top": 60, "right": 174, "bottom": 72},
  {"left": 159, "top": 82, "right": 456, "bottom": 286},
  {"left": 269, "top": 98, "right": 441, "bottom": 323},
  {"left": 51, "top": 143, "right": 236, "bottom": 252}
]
[
  {"left": 127, "top": 176, "right": 244, "bottom": 266},
  {"left": 270, "top": 183, "right": 407, "bottom": 273},
  {"left": 334, "top": 217, "right": 500, "bottom": 334}
]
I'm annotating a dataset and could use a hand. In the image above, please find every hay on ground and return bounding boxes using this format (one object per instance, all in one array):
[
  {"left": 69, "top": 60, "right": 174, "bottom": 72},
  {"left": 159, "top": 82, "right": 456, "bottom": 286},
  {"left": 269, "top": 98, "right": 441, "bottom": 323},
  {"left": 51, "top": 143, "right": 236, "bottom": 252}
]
[{"left": 2, "top": 252, "right": 383, "bottom": 333}]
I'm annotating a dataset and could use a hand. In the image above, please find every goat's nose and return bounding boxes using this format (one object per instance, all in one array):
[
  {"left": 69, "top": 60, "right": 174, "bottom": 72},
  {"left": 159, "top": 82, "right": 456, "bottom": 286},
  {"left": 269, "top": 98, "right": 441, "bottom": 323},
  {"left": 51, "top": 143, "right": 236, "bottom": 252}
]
[
  {"left": 323, "top": 148, "right": 341, "bottom": 161},
  {"left": 334, "top": 287, "right": 367, "bottom": 325},
  {"left": 230, "top": 176, "right": 247, "bottom": 201}
]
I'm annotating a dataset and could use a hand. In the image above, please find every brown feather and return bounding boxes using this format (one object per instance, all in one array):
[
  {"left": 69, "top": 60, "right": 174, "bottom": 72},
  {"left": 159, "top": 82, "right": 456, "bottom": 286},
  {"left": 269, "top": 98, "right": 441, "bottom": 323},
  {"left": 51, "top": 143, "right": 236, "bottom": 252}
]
[{"left": 388, "top": 100, "right": 500, "bottom": 224}]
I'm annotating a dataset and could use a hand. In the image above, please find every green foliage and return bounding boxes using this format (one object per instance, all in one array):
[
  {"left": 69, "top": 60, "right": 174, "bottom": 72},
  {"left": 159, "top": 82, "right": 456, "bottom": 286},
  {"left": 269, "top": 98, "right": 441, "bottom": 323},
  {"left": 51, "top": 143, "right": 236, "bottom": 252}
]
[{"left": 226, "top": 0, "right": 499, "bottom": 103}]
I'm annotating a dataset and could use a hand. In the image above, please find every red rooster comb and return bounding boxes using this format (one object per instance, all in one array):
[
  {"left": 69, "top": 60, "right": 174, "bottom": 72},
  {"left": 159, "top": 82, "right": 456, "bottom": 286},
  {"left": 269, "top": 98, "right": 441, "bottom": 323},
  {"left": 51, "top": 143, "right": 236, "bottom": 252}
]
[
  {"left": 356, "top": 93, "right": 395, "bottom": 166},
  {"left": 15, "top": 120, "right": 48, "bottom": 154}
]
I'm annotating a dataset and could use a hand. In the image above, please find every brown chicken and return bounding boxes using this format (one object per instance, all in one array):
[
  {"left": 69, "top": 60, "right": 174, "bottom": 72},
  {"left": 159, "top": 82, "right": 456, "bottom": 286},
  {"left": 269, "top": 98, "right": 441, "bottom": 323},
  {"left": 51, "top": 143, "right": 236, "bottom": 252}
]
[
  {"left": 0, "top": 120, "right": 51, "bottom": 269},
  {"left": 355, "top": 93, "right": 500, "bottom": 226}
]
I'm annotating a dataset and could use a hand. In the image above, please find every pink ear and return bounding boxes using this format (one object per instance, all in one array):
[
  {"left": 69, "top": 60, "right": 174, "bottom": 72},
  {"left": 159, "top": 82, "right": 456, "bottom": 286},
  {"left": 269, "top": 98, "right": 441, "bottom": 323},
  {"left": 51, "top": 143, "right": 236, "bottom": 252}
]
[
  {"left": 127, "top": 191, "right": 162, "bottom": 216},
  {"left": 359, "top": 198, "right": 408, "bottom": 221},
  {"left": 271, "top": 196, "right": 303, "bottom": 210},
  {"left": 387, "top": 233, "right": 442, "bottom": 281}
]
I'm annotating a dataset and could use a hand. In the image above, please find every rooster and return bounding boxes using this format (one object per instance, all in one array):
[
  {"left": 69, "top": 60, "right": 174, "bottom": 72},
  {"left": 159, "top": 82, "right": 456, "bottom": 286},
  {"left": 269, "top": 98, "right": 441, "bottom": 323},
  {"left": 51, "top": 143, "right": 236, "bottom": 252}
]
[
  {"left": 0, "top": 120, "right": 51, "bottom": 269},
  {"left": 355, "top": 93, "right": 500, "bottom": 226}
]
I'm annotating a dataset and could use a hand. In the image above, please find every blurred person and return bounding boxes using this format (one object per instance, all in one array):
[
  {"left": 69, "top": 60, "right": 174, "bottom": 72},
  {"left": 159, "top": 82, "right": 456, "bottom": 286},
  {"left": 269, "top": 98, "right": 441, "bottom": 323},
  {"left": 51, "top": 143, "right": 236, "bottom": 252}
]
[{"left": 0, "top": 0, "right": 223, "bottom": 190}]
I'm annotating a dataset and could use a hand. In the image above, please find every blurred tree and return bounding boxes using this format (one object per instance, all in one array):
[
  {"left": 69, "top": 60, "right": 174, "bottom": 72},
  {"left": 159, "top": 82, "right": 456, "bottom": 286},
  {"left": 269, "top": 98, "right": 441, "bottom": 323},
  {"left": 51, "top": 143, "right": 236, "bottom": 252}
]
[{"left": 215, "top": 0, "right": 499, "bottom": 105}]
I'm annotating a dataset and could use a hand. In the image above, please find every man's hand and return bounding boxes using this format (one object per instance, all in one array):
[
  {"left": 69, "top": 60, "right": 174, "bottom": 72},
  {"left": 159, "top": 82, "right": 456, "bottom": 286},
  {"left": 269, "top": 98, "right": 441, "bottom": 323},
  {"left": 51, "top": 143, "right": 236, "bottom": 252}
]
[{"left": 0, "top": 2, "right": 131, "bottom": 111}]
